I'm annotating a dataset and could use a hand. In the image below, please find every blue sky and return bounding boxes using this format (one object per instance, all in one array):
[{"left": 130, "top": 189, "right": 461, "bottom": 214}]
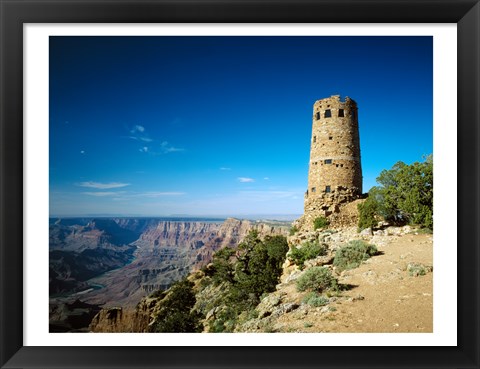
[{"left": 49, "top": 36, "right": 432, "bottom": 218}]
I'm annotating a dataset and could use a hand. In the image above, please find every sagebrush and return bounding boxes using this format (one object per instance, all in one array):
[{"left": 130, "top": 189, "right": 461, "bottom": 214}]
[
  {"left": 313, "top": 216, "right": 329, "bottom": 230},
  {"left": 303, "top": 291, "right": 329, "bottom": 307},
  {"left": 333, "top": 240, "right": 377, "bottom": 272},
  {"left": 296, "top": 266, "right": 338, "bottom": 292},
  {"left": 288, "top": 241, "right": 327, "bottom": 269}
]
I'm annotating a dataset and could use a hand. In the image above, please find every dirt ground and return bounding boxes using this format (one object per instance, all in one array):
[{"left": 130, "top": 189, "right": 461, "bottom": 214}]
[{"left": 275, "top": 232, "right": 433, "bottom": 333}]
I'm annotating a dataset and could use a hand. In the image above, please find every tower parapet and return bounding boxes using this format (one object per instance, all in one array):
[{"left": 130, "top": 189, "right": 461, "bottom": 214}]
[{"left": 303, "top": 95, "right": 363, "bottom": 221}]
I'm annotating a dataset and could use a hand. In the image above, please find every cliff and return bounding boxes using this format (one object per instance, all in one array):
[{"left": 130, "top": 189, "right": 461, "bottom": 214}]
[
  {"left": 74, "top": 218, "right": 288, "bottom": 307},
  {"left": 50, "top": 217, "right": 289, "bottom": 332},
  {"left": 89, "top": 219, "right": 432, "bottom": 334}
]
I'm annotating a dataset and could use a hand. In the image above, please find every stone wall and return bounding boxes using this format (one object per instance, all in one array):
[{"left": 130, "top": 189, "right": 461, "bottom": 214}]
[{"left": 304, "top": 95, "right": 363, "bottom": 221}]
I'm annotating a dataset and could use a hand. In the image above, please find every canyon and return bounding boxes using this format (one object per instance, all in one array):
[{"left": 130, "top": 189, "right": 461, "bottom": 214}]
[
  {"left": 49, "top": 217, "right": 289, "bottom": 331},
  {"left": 88, "top": 224, "right": 433, "bottom": 334}
]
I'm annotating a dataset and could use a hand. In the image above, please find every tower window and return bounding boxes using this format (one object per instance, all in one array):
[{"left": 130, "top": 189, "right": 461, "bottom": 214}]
[
  {"left": 325, "top": 186, "right": 331, "bottom": 193},
  {"left": 324, "top": 159, "right": 332, "bottom": 164},
  {"left": 338, "top": 109, "right": 345, "bottom": 117},
  {"left": 313, "top": 136, "right": 316, "bottom": 143},
  {"left": 315, "top": 112, "right": 320, "bottom": 120},
  {"left": 324, "top": 109, "right": 332, "bottom": 118},
  {"left": 311, "top": 187, "right": 316, "bottom": 193}
]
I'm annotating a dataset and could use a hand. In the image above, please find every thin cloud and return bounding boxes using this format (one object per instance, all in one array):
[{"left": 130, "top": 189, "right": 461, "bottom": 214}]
[
  {"left": 137, "top": 141, "right": 184, "bottom": 155},
  {"left": 238, "top": 177, "right": 255, "bottom": 183},
  {"left": 133, "top": 191, "right": 185, "bottom": 198},
  {"left": 160, "top": 141, "right": 184, "bottom": 153},
  {"left": 82, "top": 192, "right": 122, "bottom": 197},
  {"left": 264, "top": 177, "right": 270, "bottom": 180},
  {"left": 77, "top": 181, "right": 130, "bottom": 189},
  {"left": 128, "top": 125, "right": 183, "bottom": 154},
  {"left": 81, "top": 190, "right": 183, "bottom": 198},
  {"left": 220, "top": 167, "right": 231, "bottom": 171},
  {"left": 131, "top": 125, "right": 145, "bottom": 133},
  {"left": 129, "top": 125, "right": 153, "bottom": 142},
  {"left": 129, "top": 136, "right": 153, "bottom": 143}
]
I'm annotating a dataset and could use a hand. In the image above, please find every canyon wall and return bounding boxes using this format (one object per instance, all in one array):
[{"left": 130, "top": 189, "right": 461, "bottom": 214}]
[{"left": 49, "top": 217, "right": 289, "bottom": 326}]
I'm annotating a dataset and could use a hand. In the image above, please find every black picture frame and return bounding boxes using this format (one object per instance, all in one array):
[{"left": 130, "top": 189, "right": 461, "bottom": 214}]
[{"left": 1, "top": 0, "right": 479, "bottom": 368}]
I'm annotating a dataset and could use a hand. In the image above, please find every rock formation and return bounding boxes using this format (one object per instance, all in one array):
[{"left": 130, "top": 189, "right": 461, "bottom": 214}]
[
  {"left": 50, "top": 217, "right": 289, "bottom": 332},
  {"left": 82, "top": 218, "right": 288, "bottom": 307}
]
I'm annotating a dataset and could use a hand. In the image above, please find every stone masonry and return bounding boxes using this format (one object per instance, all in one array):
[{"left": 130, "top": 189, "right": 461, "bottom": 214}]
[{"left": 302, "top": 95, "right": 363, "bottom": 226}]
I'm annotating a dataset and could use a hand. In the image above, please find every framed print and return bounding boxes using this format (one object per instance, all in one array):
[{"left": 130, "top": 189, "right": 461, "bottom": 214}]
[{"left": 1, "top": 0, "right": 479, "bottom": 368}]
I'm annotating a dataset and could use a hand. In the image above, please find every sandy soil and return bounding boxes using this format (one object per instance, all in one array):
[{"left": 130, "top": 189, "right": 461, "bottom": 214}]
[{"left": 274, "top": 232, "right": 433, "bottom": 333}]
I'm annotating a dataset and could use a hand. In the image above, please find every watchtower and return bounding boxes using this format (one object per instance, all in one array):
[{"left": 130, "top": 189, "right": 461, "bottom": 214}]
[{"left": 304, "top": 95, "right": 362, "bottom": 216}]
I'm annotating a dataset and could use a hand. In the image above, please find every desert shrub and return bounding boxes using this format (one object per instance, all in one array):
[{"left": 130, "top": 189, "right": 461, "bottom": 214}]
[
  {"left": 210, "top": 247, "right": 236, "bottom": 285},
  {"left": 313, "top": 216, "right": 329, "bottom": 230},
  {"left": 303, "top": 291, "right": 329, "bottom": 307},
  {"left": 208, "top": 232, "right": 289, "bottom": 316},
  {"left": 288, "top": 241, "right": 327, "bottom": 269},
  {"left": 296, "top": 267, "right": 338, "bottom": 292},
  {"left": 407, "top": 262, "right": 433, "bottom": 277},
  {"left": 199, "top": 232, "right": 289, "bottom": 331},
  {"left": 289, "top": 225, "right": 299, "bottom": 236},
  {"left": 358, "top": 195, "right": 378, "bottom": 232},
  {"left": 333, "top": 240, "right": 378, "bottom": 272},
  {"left": 234, "top": 234, "right": 289, "bottom": 306},
  {"left": 415, "top": 227, "right": 433, "bottom": 234},
  {"left": 150, "top": 279, "right": 203, "bottom": 333},
  {"left": 148, "top": 289, "right": 166, "bottom": 299},
  {"left": 208, "top": 306, "right": 238, "bottom": 333}
]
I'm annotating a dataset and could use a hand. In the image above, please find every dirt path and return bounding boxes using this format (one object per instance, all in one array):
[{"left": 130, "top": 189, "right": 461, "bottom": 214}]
[{"left": 274, "top": 232, "right": 433, "bottom": 333}]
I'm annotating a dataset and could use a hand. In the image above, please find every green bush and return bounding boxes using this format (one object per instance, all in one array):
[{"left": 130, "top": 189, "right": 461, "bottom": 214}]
[
  {"left": 289, "top": 225, "right": 299, "bottom": 236},
  {"left": 210, "top": 247, "right": 236, "bottom": 285},
  {"left": 288, "top": 241, "right": 327, "bottom": 269},
  {"left": 407, "top": 262, "right": 432, "bottom": 277},
  {"left": 358, "top": 196, "right": 378, "bottom": 232},
  {"left": 415, "top": 227, "right": 433, "bottom": 234},
  {"left": 296, "top": 267, "right": 338, "bottom": 292},
  {"left": 208, "top": 306, "right": 238, "bottom": 333},
  {"left": 148, "top": 289, "right": 166, "bottom": 299},
  {"left": 234, "top": 234, "right": 289, "bottom": 306},
  {"left": 302, "top": 291, "right": 329, "bottom": 307},
  {"left": 208, "top": 232, "right": 289, "bottom": 316},
  {"left": 150, "top": 279, "right": 203, "bottom": 333},
  {"left": 333, "top": 240, "right": 378, "bottom": 272},
  {"left": 313, "top": 217, "right": 329, "bottom": 230},
  {"left": 368, "top": 155, "right": 433, "bottom": 229}
]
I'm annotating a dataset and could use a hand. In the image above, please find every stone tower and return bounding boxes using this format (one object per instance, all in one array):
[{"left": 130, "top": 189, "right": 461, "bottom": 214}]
[{"left": 304, "top": 95, "right": 362, "bottom": 218}]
